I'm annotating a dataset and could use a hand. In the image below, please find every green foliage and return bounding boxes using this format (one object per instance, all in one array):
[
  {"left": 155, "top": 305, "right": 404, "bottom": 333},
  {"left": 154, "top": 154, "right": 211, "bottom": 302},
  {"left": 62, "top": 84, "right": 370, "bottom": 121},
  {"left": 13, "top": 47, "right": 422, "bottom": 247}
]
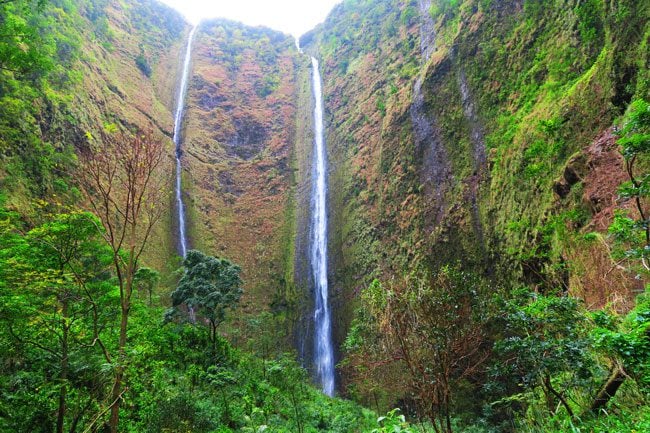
[
  {"left": 134, "top": 266, "right": 160, "bottom": 305},
  {"left": 166, "top": 250, "right": 243, "bottom": 350},
  {"left": 135, "top": 52, "right": 152, "bottom": 77},
  {"left": 371, "top": 409, "right": 416, "bottom": 433},
  {"left": 594, "top": 293, "right": 650, "bottom": 390},
  {"left": 0, "top": 0, "right": 84, "bottom": 207},
  {"left": 400, "top": 6, "right": 417, "bottom": 26},
  {"left": 490, "top": 291, "right": 594, "bottom": 416},
  {"left": 0, "top": 208, "right": 116, "bottom": 431},
  {"left": 344, "top": 267, "right": 498, "bottom": 432},
  {"left": 618, "top": 99, "right": 650, "bottom": 159},
  {"left": 119, "top": 307, "right": 378, "bottom": 433},
  {"left": 609, "top": 99, "right": 650, "bottom": 268},
  {"left": 257, "top": 73, "right": 280, "bottom": 98},
  {"left": 376, "top": 97, "right": 386, "bottom": 117},
  {"left": 522, "top": 117, "right": 567, "bottom": 179},
  {"left": 486, "top": 287, "right": 650, "bottom": 431},
  {"left": 129, "top": 0, "right": 186, "bottom": 46},
  {"left": 0, "top": 206, "right": 377, "bottom": 431},
  {"left": 574, "top": 0, "right": 605, "bottom": 47},
  {"left": 429, "top": 0, "right": 462, "bottom": 20},
  {"left": 0, "top": 0, "right": 54, "bottom": 76}
]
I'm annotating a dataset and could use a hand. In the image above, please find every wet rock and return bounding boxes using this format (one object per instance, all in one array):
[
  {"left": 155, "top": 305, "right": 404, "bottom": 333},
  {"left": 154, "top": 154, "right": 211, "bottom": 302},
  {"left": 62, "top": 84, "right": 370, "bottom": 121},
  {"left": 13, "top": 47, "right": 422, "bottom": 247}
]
[{"left": 224, "top": 117, "right": 269, "bottom": 160}]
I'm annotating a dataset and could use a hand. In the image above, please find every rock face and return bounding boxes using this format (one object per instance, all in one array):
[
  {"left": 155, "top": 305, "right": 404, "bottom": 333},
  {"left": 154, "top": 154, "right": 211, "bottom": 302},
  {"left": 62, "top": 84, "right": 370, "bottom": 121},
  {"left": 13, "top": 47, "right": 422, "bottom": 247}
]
[
  {"left": 0, "top": 0, "right": 190, "bottom": 274},
  {"left": 73, "top": 0, "right": 190, "bottom": 273},
  {"left": 181, "top": 20, "right": 301, "bottom": 323},
  {"left": 299, "top": 0, "right": 649, "bottom": 391}
]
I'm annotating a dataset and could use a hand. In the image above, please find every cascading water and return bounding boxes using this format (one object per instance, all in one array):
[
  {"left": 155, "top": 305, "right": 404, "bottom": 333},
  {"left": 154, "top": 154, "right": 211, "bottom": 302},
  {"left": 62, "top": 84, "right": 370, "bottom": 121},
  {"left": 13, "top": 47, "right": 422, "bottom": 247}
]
[
  {"left": 173, "top": 26, "right": 196, "bottom": 258},
  {"left": 310, "top": 57, "right": 335, "bottom": 397}
]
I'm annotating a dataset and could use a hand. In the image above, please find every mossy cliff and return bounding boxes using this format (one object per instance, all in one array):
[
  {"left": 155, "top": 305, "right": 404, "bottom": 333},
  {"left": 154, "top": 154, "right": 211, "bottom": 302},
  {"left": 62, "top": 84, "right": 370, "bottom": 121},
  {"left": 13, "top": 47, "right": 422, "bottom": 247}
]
[
  {"left": 300, "top": 0, "right": 649, "bottom": 391},
  {"left": 181, "top": 20, "right": 304, "bottom": 330},
  {"left": 0, "top": 0, "right": 190, "bottom": 274},
  {"left": 0, "top": 0, "right": 310, "bottom": 341}
]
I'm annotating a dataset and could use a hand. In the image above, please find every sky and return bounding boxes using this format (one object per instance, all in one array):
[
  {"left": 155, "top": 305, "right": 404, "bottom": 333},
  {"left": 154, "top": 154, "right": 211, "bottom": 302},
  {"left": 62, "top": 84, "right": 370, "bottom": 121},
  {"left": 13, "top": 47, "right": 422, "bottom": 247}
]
[{"left": 158, "top": 0, "right": 342, "bottom": 37}]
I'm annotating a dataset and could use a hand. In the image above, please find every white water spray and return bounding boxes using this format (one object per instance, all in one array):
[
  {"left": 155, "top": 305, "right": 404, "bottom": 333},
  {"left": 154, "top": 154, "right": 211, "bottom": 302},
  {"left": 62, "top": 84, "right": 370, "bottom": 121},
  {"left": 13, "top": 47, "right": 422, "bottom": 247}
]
[
  {"left": 310, "top": 57, "right": 335, "bottom": 397},
  {"left": 174, "top": 26, "right": 196, "bottom": 258}
]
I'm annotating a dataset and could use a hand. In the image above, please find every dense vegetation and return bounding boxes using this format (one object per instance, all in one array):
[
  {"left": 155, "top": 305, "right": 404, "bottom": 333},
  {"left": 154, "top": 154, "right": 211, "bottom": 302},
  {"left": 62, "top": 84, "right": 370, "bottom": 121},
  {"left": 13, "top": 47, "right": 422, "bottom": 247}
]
[
  {"left": 0, "top": 202, "right": 381, "bottom": 432},
  {"left": 0, "top": 0, "right": 649, "bottom": 432}
]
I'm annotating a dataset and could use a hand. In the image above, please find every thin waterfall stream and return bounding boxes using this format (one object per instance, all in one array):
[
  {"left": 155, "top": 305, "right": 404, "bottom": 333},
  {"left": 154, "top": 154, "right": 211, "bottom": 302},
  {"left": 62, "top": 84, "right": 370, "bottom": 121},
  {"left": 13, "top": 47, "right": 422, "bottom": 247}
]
[
  {"left": 310, "top": 56, "right": 335, "bottom": 397},
  {"left": 174, "top": 26, "right": 196, "bottom": 258}
]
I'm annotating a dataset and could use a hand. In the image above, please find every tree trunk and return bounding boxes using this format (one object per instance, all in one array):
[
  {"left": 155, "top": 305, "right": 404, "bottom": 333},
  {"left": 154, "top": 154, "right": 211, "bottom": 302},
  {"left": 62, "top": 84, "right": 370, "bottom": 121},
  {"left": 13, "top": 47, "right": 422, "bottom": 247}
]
[
  {"left": 590, "top": 367, "right": 626, "bottom": 413},
  {"left": 108, "top": 300, "right": 129, "bottom": 433},
  {"left": 290, "top": 388, "right": 303, "bottom": 433},
  {"left": 544, "top": 374, "right": 573, "bottom": 418},
  {"left": 57, "top": 297, "right": 69, "bottom": 433},
  {"left": 211, "top": 321, "right": 217, "bottom": 355}
]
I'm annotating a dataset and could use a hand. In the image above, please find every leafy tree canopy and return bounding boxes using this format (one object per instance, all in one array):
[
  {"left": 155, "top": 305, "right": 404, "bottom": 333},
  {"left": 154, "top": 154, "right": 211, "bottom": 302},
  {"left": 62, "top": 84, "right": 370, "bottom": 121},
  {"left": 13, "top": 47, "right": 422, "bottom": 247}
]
[{"left": 166, "top": 250, "right": 243, "bottom": 349}]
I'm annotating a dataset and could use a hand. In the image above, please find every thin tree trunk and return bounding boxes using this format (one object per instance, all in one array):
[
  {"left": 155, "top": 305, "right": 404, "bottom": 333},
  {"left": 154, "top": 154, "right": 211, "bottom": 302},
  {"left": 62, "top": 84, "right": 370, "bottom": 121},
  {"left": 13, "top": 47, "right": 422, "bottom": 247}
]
[
  {"left": 290, "top": 389, "right": 303, "bottom": 433},
  {"left": 211, "top": 321, "right": 217, "bottom": 354},
  {"left": 373, "top": 391, "right": 380, "bottom": 414},
  {"left": 221, "top": 389, "right": 231, "bottom": 427},
  {"left": 69, "top": 397, "right": 94, "bottom": 433},
  {"left": 108, "top": 300, "right": 129, "bottom": 433},
  {"left": 591, "top": 367, "right": 626, "bottom": 413},
  {"left": 544, "top": 374, "right": 573, "bottom": 418},
  {"left": 57, "top": 297, "right": 70, "bottom": 433}
]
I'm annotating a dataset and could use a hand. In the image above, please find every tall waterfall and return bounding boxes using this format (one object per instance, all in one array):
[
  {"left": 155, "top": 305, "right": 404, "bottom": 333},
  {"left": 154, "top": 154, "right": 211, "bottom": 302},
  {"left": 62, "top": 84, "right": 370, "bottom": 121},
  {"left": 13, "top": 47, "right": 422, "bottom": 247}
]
[
  {"left": 310, "top": 57, "right": 335, "bottom": 397},
  {"left": 173, "top": 26, "right": 196, "bottom": 258}
]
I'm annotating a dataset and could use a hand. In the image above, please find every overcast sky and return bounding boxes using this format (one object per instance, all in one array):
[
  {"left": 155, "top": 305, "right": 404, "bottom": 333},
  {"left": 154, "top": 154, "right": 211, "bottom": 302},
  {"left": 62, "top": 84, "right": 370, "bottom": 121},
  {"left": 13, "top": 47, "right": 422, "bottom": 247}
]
[{"left": 158, "top": 0, "right": 342, "bottom": 37}]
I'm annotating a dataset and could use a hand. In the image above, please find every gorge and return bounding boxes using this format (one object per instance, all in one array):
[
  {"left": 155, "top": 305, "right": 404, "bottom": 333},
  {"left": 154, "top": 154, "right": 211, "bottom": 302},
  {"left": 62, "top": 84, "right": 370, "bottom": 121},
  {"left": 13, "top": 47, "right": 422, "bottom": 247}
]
[{"left": 0, "top": 0, "right": 649, "bottom": 432}]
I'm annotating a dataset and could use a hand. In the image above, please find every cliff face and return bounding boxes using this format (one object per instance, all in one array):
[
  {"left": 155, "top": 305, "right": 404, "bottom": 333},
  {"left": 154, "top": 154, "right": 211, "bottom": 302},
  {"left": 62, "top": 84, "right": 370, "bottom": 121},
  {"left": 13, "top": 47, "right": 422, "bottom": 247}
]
[
  {"left": 300, "top": 0, "right": 649, "bottom": 388},
  {"left": 1, "top": 0, "right": 308, "bottom": 335},
  {"left": 181, "top": 20, "right": 302, "bottom": 324},
  {"left": 0, "top": 0, "right": 189, "bottom": 273},
  {"left": 74, "top": 0, "right": 190, "bottom": 273},
  {"left": 299, "top": 1, "right": 415, "bottom": 365}
]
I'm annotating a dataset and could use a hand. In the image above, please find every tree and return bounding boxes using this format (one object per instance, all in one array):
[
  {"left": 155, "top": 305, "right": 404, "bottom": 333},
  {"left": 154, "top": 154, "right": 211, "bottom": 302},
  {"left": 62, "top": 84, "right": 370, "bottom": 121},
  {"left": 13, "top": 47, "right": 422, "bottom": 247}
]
[
  {"left": 0, "top": 210, "right": 114, "bottom": 433},
  {"left": 166, "top": 250, "right": 243, "bottom": 353},
  {"left": 612, "top": 99, "right": 650, "bottom": 271},
  {"left": 79, "top": 127, "right": 166, "bottom": 433},
  {"left": 592, "top": 296, "right": 650, "bottom": 411},
  {"left": 597, "top": 98, "right": 650, "bottom": 411},
  {"left": 267, "top": 355, "right": 309, "bottom": 433},
  {"left": 490, "top": 291, "right": 593, "bottom": 419},
  {"left": 0, "top": 0, "right": 53, "bottom": 75},
  {"left": 350, "top": 267, "right": 495, "bottom": 433},
  {"left": 134, "top": 266, "right": 159, "bottom": 306}
]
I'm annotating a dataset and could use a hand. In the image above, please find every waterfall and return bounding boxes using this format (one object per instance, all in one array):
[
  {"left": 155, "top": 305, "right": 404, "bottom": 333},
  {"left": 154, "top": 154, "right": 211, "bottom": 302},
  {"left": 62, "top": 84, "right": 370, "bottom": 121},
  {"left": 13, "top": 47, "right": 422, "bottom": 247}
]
[
  {"left": 310, "top": 57, "right": 335, "bottom": 397},
  {"left": 173, "top": 26, "right": 196, "bottom": 258}
]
